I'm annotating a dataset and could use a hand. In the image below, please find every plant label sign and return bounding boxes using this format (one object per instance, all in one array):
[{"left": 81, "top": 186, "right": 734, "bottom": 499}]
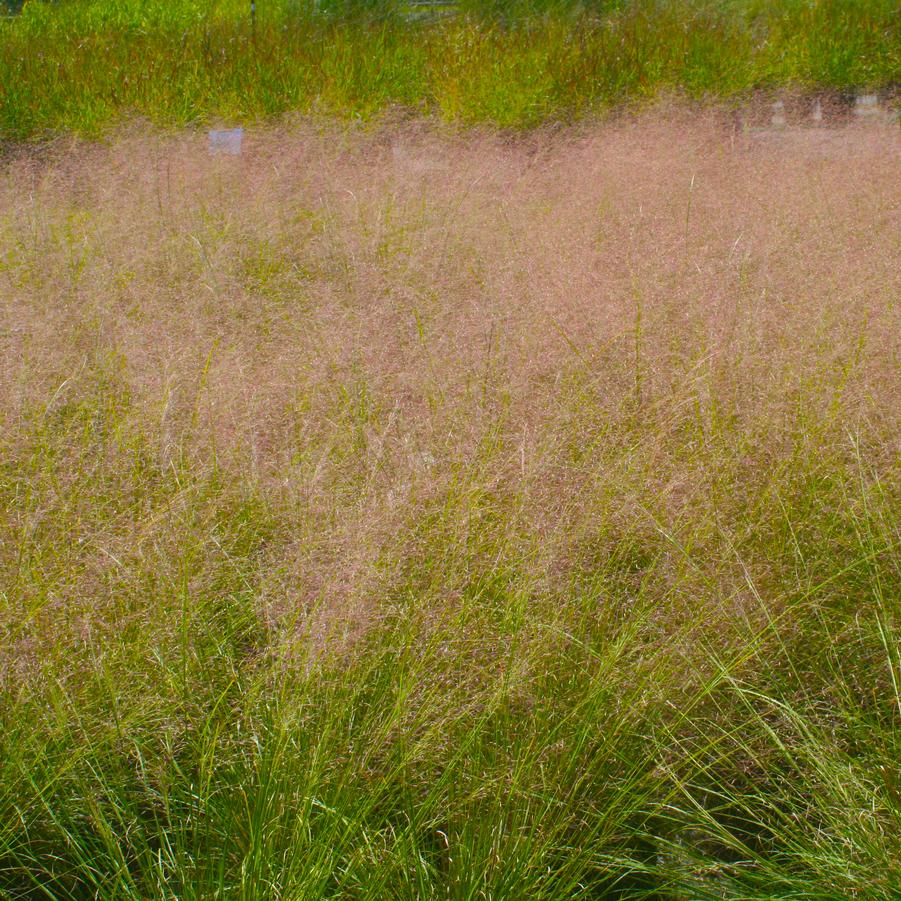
[{"left": 209, "top": 127, "right": 244, "bottom": 155}]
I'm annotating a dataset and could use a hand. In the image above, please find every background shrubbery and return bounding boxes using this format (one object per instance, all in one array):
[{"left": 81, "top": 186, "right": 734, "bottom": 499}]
[{"left": 1, "top": 0, "right": 898, "bottom": 137}]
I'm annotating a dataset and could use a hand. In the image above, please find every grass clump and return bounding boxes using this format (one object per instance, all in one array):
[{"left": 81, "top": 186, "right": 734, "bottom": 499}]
[
  {"left": 1, "top": 0, "right": 899, "bottom": 138},
  {"left": 1, "top": 114, "right": 899, "bottom": 896}
]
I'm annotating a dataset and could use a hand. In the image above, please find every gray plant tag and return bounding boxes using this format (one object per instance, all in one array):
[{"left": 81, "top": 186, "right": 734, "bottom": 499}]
[{"left": 208, "top": 127, "right": 244, "bottom": 155}]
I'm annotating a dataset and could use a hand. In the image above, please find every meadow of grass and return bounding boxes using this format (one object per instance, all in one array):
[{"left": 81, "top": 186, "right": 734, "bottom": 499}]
[
  {"left": 1, "top": 0, "right": 899, "bottom": 139},
  {"left": 0, "top": 110, "right": 898, "bottom": 897}
]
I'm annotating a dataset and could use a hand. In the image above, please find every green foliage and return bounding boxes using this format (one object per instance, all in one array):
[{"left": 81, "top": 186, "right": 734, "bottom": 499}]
[
  {"left": 1, "top": 0, "right": 899, "bottom": 138},
  {"left": 2, "top": 397, "right": 898, "bottom": 896}
]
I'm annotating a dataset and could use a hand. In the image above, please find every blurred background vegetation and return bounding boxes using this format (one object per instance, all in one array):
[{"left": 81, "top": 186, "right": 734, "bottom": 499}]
[{"left": 1, "top": 0, "right": 898, "bottom": 137}]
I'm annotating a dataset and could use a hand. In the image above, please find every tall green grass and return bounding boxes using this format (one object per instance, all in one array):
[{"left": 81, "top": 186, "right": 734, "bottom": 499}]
[
  {"left": 2, "top": 0, "right": 899, "bottom": 138},
  {"left": 2, "top": 349, "right": 897, "bottom": 897}
]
